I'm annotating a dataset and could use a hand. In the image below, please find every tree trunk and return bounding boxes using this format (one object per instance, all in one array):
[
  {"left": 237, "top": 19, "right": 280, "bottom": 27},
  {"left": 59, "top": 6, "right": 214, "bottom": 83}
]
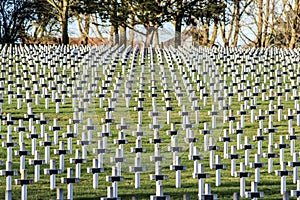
[
  {"left": 83, "top": 15, "right": 90, "bottom": 45},
  {"left": 119, "top": 26, "right": 126, "bottom": 47},
  {"left": 128, "top": 28, "right": 135, "bottom": 47},
  {"left": 93, "top": 23, "right": 105, "bottom": 44},
  {"left": 153, "top": 29, "right": 159, "bottom": 47},
  {"left": 209, "top": 22, "right": 218, "bottom": 47},
  {"left": 110, "top": 26, "right": 114, "bottom": 44},
  {"left": 76, "top": 15, "right": 85, "bottom": 44},
  {"left": 61, "top": 20, "right": 69, "bottom": 45},
  {"left": 60, "top": 0, "right": 69, "bottom": 45},
  {"left": 290, "top": 29, "right": 297, "bottom": 49},
  {"left": 33, "top": 26, "right": 39, "bottom": 39},
  {"left": 261, "top": 0, "right": 270, "bottom": 47},
  {"left": 256, "top": 0, "right": 263, "bottom": 47},
  {"left": 289, "top": 0, "right": 299, "bottom": 48},
  {"left": 220, "top": 10, "right": 229, "bottom": 47},
  {"left": 145, "top": 26, "right": 156, "bottom": 48},
  {"left": 282, "top": 0, "right": 290, "bottom": 46},
  {"left": 110, "top": 25, "right": 119, "bottom": 45},
  {"left": 114, "top": 26, "right": 119, "bottom": 46},
  {"left": 203, "top": 20, "right": 212, "bottom": 46},
  {"left": 267, "top": 0, "right": 276, "bottom": 46},
  {"left": 91, "top": 15, "right": 105, "bottom": 44},
  {"left": 223, "top": 38, "right": 229, "bottom": 47},
  {"left": 232, "top": 0, "right": 240, "bottom": 47},
  {"left": 175, "top": 16, "right": 182, "bottom": 48}
]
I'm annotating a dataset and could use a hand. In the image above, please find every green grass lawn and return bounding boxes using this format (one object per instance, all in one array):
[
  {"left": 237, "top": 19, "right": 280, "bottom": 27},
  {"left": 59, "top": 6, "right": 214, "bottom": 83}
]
[{"left": 0, "top": 45, "right": 298, "bottom": 199}]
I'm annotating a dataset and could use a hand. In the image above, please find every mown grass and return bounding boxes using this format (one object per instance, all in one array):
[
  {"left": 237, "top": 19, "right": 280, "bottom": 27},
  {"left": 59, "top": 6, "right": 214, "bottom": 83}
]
[{"left": 0, "top": 46, "right": 299, "bottom": 200}]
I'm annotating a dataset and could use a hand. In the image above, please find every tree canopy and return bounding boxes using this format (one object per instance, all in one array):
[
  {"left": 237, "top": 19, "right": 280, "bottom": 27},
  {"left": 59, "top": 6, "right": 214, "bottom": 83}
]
[{"left": 1, "top": 0, "right": 300, "bottom": 48}]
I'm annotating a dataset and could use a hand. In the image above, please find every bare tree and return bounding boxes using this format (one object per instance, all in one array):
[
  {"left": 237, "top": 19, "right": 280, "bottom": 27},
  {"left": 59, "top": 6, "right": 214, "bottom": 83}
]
[
  {"left": 283, "top": 0, "right": 300, "bottom": 48},
  {"left": 219, "top": 0, "right": 253, "bottom": 47},
  {"left": 76, "top": 14, "right": 90, "bottom": 45},
  {"left": 45, "top": 0, "right": 80, "bottom": 44},
  {"left": 185, "top": 0, "right": 224, "bottom": 47},
  {"left": 0, "top": 0, "right": 34, "bottom": 43},
  {"left": 241, "top": 0, "right": 294, "bottom": 47},
  {"left": 127, "top": 0, "right": 173, "bottom": 47}
]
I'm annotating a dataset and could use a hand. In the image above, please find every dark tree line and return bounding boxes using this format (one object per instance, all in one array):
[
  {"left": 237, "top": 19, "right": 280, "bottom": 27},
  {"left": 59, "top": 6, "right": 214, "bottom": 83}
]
[{"left": 1, "top": 0, "right": 299, "bottom": 47}]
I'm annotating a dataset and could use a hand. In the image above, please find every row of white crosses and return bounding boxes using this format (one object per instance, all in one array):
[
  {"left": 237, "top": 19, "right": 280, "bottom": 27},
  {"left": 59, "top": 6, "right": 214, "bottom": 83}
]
[
  {"left": 1, "top": 43, "right": 300, "bottom": 199},
  {"left": 129, "top": 47, "right": 147, "bottom": 190},
  {"left": 165, "top": 46, "right": 219, "bottom": 200},
  {"left": 147, "top": 48, "right": 170, "bottom": 200},
  {"left": 1, "top": 43, "right": 137, "bottom": 200},
  {"left": 95, "top": 45, "right": 128, "bottom": 200},
  {"left": 221, "top": 48, "right": 299, "bottom": 198},
  {"left": 69, "top": 44, "right": 129, "bottom": 199},
  {"left": 0, "top": 44, "right": 118, "bottom": 200},
  {"left": 174, "top": 46, "right": 300, "bottom": 199},
  {"left": 0, "top": 45, "right": 274, "bottom": 200},
  {"left": 158, "top": 48, "right": 186, "bottom": 190}
]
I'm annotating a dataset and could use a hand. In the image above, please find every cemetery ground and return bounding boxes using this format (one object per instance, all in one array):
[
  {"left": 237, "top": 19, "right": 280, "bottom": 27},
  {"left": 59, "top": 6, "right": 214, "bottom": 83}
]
[{"left": 0, "top": 44, "right": 299, "bottom": 199}]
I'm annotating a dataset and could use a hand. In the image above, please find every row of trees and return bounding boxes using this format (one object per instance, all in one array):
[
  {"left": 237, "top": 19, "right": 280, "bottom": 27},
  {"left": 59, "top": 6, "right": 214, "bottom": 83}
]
[{"left": 0, "top": 0, "right": 299, "bottom": 48}]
